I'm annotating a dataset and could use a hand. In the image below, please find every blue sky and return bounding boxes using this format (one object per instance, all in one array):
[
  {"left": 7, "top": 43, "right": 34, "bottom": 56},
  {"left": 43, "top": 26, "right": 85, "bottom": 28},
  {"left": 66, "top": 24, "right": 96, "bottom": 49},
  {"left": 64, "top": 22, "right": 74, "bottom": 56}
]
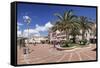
[{"left": 17, "top": 3, "right": 96, "bottom": 37}]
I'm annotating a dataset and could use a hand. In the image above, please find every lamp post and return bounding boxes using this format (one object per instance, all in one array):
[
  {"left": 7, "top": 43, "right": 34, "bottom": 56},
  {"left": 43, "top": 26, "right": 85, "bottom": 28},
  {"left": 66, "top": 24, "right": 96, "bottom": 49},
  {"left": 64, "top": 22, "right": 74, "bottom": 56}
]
[
  {"left": 23, "top": 15, "right": 31, "bottom": 44},
  {"left": 23, "top": 15, "right": 31, "bottom": 64}
]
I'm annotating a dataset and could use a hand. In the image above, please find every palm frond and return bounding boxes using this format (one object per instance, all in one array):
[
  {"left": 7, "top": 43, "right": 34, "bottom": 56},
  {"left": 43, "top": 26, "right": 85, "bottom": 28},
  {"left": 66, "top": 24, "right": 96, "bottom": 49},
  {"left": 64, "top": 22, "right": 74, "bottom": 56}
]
[{"left": 54, "top": 13, "right": 63, "bottom": 21}]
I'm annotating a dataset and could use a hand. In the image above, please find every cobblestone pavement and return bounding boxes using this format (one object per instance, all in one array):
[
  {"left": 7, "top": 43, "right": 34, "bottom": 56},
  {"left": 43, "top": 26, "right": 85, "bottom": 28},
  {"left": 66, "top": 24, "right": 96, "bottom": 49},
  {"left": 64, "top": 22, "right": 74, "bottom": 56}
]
[{"left": 17, "top": 44, "right": 96, "bottom": 65}]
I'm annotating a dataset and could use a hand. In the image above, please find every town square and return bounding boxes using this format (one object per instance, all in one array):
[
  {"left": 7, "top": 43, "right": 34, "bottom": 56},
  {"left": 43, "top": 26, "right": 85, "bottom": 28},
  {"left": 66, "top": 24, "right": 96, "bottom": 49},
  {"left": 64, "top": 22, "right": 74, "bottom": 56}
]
[{"left": 17, "top": 3, "right": 97, "bottom": 65}]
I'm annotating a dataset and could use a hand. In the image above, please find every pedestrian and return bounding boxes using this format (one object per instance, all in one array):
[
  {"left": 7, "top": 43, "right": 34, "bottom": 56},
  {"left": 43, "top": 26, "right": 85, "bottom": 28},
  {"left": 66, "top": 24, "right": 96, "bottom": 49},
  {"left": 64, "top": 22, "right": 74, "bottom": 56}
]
[{"left": 23, "top": 39, "right": 30, "bottom": 57}]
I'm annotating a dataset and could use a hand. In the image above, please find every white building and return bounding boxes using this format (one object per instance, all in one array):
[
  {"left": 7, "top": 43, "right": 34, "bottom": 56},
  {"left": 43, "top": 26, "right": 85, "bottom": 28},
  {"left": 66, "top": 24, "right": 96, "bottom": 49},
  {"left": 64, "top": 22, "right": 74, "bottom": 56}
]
[
  {"left": 48, "top": 23, "right": 96, "bottom": 43},
  {"left": 28, "top": 36, "right": 48, "bottom": 44}
]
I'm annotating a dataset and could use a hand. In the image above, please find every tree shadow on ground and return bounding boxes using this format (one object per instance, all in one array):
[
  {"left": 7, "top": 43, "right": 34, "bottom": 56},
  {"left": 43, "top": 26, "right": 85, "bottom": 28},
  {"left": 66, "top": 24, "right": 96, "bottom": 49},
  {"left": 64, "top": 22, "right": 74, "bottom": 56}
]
[{"left": 92, "top": 48, "right": 97, "bottom": 51}]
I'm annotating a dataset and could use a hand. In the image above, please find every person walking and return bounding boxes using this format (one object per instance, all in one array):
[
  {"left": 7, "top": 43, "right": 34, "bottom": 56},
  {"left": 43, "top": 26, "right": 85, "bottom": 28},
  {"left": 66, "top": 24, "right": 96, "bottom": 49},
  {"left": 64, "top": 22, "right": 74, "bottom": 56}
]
[{"left": 23, "top": 39, "right": 30, "bottom": 64}]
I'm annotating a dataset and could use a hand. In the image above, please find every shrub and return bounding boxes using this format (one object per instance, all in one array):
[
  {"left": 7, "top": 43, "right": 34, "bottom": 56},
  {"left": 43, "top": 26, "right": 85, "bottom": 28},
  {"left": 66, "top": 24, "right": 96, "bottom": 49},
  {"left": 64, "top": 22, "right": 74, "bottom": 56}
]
[
  {"left": 41, "top": 40, "right": 45, "bottom": 44},
  {"left": 79, "top": 39, "right": 88, "bottom": 45},
  {"left": 61, "top": 40, "right": 73, "bottom": 47}
]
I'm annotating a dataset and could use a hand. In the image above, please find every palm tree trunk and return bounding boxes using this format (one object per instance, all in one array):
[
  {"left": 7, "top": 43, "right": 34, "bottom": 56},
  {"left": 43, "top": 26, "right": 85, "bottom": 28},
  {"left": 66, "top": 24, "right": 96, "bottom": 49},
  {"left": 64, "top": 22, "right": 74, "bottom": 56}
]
[
  {"left": 66, "top": 31, "right": 69, "bottom": 42},
  {"left": 66, "top": 31, "right": 68, "bottom": 41},
  {"left": 73, "top": 35, "right": 76, "bottom": 43},
  {"left": 82, "top": 30, "right": 85, "bottom": 40}
]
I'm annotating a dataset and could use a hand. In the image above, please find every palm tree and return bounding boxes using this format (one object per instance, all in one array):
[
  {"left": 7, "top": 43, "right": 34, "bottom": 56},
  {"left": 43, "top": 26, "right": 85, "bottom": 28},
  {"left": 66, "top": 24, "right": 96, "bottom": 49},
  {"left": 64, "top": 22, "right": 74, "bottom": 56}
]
[
  {"left": 52, "top": 10, "right": 78, "bottom": 41},
  {"left": 78, "top": 16, "right": 93, "bottom": 40},
  {"left": 52, "top": 21, "right": 62, "bottom": 32},
  {"left": 70, "top": 23, "right": 81, "bottom": 43}
]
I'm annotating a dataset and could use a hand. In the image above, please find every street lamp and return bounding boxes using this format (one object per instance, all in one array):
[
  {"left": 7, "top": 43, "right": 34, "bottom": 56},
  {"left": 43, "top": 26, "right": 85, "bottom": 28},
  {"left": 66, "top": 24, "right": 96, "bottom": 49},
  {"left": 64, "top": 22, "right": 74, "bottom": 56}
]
[
  {"left": 23, "top": 15, "right": 31, "bottom": 42},
  {"left": 23, "top": 15, "right": 31, "bottom": 64}
]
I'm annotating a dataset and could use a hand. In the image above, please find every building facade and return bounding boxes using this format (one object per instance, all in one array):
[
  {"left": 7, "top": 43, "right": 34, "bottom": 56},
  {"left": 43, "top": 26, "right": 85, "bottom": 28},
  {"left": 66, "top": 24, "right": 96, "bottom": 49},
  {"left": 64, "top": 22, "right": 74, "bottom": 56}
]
[
  {"left": 48, "top": 23, "right": 96, "bottom": 43},
  {"left": 28, "top": 36, "right": 48, "bottom": 44}
]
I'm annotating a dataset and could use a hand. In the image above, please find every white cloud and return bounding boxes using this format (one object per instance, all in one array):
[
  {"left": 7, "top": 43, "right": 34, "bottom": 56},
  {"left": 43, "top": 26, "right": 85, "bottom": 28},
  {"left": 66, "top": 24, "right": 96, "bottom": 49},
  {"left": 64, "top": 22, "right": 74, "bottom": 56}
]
[
  {"left": 45, "top": 21, "right": 53, "bottom": 29},
  {"left": 17, "top": 31, "right": 22, "bottom": 37},
  {"left": 24, "top": 29, "right": 39, "bottom": 34},
  {"left": 35, "top": 24, "right": 46, "bottom": 31},
  {"left": 17, "top": 22, "right": 23, "bottom": 37},
  {"left": 23, "top": 29, "right": 40, "bottom": 37},
  {"left": 22, "top": 21, "right": 53, "bottom": 38},
  {"left": 35, "top": 21, "right": 53, "bottom": 32},
  {"left": 17, "top": 22, "right": 23, "bottom": 26},
  {"left": 17, "top": 26, "right": 19, "bottom": 30},
  {"left": 34, "top": 33, "right": 40, "bottom": 37},
  {"left": 17, "top": 22, "right": 23, "bottom": 30}
]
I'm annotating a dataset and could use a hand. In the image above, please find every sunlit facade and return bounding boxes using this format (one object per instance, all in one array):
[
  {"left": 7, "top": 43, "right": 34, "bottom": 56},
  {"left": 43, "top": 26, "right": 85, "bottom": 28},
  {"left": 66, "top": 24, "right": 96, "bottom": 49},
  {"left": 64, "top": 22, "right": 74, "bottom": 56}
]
[{"left": 48, "top": 23, "right": 96, "bottom": 43}]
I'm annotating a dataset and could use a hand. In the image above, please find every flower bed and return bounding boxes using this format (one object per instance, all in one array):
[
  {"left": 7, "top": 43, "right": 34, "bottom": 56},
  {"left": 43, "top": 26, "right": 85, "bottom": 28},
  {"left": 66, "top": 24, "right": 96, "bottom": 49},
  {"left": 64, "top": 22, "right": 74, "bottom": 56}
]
[{"left": 55, "top": 45, "right": 77, "bottom": 50}]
